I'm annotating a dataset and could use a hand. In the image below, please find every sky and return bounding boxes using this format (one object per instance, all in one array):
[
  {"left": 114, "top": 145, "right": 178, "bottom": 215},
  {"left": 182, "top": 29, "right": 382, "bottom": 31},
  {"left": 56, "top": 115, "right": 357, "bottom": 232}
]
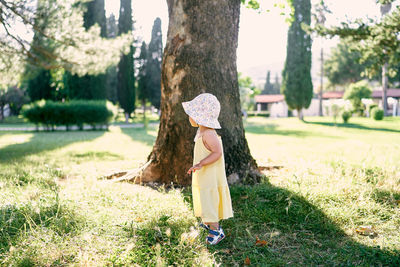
[{"left": 105, "top": 0, "right": 390, "bottom": 87}]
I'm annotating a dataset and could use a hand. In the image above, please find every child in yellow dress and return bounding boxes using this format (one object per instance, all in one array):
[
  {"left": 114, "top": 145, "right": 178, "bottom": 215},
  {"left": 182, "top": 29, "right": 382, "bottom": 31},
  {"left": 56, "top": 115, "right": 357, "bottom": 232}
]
[{"left": 182, "top": 93, "right": 234, "bottom": 245}]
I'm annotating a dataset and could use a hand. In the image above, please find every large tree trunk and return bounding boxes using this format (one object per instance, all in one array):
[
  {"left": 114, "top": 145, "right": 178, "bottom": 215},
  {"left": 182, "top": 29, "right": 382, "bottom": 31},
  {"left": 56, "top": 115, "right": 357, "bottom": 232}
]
[{"left": 137, "top": 0, "right": 260, "bottom": 185}]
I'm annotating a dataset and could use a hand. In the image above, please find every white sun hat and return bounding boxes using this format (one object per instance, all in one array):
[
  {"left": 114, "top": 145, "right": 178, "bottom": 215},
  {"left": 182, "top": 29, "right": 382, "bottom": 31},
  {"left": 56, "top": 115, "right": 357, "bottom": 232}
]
[{"left": 182, "top": 93, "right": 221, "bottom": 129}]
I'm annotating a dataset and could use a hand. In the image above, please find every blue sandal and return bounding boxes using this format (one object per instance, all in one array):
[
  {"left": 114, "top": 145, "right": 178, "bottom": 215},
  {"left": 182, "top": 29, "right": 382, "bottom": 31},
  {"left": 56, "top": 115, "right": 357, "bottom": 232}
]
[{"left": 200, "top": 223, "right": 225, "bottom": 245}]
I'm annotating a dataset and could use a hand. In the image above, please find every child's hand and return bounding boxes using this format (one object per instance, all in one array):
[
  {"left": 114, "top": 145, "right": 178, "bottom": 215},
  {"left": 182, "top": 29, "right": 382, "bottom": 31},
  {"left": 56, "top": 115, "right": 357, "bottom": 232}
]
[{"left": 187, "top": 163, "right": 203, "bottom": 175}]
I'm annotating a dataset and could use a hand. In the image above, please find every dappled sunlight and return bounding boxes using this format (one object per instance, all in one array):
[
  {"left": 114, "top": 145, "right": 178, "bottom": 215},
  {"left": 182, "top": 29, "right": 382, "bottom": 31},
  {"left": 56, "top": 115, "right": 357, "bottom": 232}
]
[
  {"left": 0, "top": 133, "right": 33, "bottom": 150},
  {"left": 59, "top": 178, "right": 216, "bottom": 265}
]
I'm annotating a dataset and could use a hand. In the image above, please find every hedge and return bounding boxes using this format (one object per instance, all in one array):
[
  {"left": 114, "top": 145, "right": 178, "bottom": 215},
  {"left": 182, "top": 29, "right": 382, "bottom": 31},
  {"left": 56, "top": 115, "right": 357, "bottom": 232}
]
[
  {"left": 371, "top": 107, "right": 384, "bottom": 121},
  {"left": 22, "top": 100, "right": 118, "bottom": 130}
]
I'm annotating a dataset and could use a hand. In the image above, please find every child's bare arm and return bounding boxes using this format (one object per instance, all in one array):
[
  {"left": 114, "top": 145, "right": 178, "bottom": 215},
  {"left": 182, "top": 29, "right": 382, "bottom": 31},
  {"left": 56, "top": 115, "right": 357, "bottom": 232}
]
[{"left": 187, "top": 130, "right": 222, "bottom": 174}]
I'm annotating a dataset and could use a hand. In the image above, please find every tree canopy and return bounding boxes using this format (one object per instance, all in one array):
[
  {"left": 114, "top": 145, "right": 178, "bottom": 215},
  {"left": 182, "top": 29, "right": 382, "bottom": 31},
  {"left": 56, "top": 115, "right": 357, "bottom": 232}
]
[{"left": 0, "top": 0, "right": 132, "bottom": 87}]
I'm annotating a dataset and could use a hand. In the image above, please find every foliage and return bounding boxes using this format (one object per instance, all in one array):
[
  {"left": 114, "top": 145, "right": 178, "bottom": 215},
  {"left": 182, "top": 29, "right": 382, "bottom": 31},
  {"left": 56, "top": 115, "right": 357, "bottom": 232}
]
[
  {"left": 324, "top": 40, "right": 375, "bottom": 86},
  {"left": 263, "top": 71, "right": 280, "bottom": 94},
  {"left": 137, "top": 41, "right": 149, "bottom": 104},
  {"left": 282, "top": 0, "right": 313, "bottom": 118},
  {"left": 1, "top": 86, "right": 30, "bottom": 115},
  {"left": 117, "top": 0, "right": 135, "bottom": 117},
  {"left": 368, "top": 104, "right": 378, "bottom": 115},
  {"left": 22, "top": 100, "right": 117, "bottom": 130},
  {"left": 371, "top": 107, "right": 384, "bottom": 120},
  {"left": 341, "top": 110, "right": 352, "bottom": 123},
  {"left": 330, "top": 103, "right": 341, "bottom": 124},
  {"left": 344, "top": 81, "right": 372, "bottom": 115},
  {"left": 238, "top": 73, "right": 260, "bottom": 111},
  {"left": 145, "top": 18, "right": 163, "bottom": 110},
  {"left": 64, "top": 0, "right": 108, "bottom": 100},
  {"left": 312, "top": 4, "right": 400, "bottom": 78},
  {"left": 0, "top": 0, "right": 133, "bottom": 86}
]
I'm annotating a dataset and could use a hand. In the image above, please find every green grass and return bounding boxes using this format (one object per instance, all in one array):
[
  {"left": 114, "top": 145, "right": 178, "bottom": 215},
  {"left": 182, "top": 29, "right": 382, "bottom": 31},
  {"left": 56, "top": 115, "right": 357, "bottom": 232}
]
[{"left": 0, "top": 117, "right": 399, "bottom": 266}]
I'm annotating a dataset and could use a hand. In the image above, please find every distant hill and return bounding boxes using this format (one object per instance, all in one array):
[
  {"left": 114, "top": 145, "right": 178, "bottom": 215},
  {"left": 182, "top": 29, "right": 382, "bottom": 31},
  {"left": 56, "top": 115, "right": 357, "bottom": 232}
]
[{"left": 238, "top": 61, "right": 284, "bottom": 89}]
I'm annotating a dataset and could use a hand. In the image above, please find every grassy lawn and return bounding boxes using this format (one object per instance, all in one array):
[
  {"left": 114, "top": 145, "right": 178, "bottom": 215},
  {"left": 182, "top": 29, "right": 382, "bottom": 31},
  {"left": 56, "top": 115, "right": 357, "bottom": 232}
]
[{"left": 0, "top": 117, "right": 399, "bottom": 266}]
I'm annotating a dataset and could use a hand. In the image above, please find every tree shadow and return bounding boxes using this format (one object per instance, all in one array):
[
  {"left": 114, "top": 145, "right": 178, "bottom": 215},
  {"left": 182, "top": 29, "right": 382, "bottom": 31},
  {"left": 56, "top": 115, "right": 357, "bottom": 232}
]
[
  {"left": 304, "top": 120, "right": 400, "bottom": 134},
  {"left": 120, "top": 127, "right": 157, "bottom": 147},
  {"left": 182, "top": 182, "right": 400, "bottom": 266},
  {"left": 244, "top": 123, "right": 341, "bottom": 139},
  {"left": 0, "top": 131, "right": 105, "bottom": 163},
  {"left": 372, "top": 188, "right": 400, "bottom": 209}
]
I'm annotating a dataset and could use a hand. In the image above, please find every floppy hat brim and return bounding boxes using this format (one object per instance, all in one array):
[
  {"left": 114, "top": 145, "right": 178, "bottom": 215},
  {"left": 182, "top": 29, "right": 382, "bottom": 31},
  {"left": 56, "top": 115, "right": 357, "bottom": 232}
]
[{"left": 182, "top": 101, "right": 221, "bottom": 129}]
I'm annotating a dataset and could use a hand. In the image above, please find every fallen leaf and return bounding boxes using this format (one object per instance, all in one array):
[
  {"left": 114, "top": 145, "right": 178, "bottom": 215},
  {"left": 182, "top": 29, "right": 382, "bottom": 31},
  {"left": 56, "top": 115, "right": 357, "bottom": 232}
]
[
  {"left": 355, "top": 226, "right": 378, "bottom": 237},
  {"left": 255, "top": 236, "right": 268, "bottom": 247},
  {"left": 241, "top": 195, "right": 249, "bottom": 199},
  {"left": 221, "top": 249, "right": 231, "bottom": 254},
  {"left": 244, "top": 256, "right": 251, "bottom": 265}
]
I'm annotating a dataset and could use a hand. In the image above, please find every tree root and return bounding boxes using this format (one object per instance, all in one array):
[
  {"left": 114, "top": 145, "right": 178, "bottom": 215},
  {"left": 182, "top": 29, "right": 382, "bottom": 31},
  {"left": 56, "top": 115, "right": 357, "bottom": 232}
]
[{"left": 103, "top": 160, "right": 152, "bottom": 183}]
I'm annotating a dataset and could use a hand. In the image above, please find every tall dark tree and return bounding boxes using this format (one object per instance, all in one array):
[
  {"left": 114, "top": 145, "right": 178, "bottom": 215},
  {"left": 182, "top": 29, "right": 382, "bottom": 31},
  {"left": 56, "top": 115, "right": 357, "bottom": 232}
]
[
  {"left": 64, "top": 0, "right": 108, "bottom": 100},
  {"left": 117, "top": 0, "right": 135, "bottom": 122},
  {"left": 105, "top": 13, "right": 119, "bottom": 103},
  {"left": 282, "top": 0, "right": 313, "bottom": 120},
  {"left": 263, "top": 71, "right": 276, "bottom": 94},
  {"left": 137, "top": 41, "right": 149, "bottom": 117},
  {"left": 131, "top": 0, "right": 260, "bottom": 185},
  {"left": 23, "top": 0, "right": 56, "bottom": 101},
  {"left": 274, "top": 73, "right": 281, "bottom": 93},
  {"left": 146, "top": 17, "right": 163, "bottom": 110}
]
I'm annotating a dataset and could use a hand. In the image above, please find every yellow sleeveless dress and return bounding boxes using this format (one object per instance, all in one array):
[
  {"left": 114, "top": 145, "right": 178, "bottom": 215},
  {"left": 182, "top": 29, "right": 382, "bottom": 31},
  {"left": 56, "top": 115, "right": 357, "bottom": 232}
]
[{"left": 192, "top": 133, "right": 234, "bottom": 222}]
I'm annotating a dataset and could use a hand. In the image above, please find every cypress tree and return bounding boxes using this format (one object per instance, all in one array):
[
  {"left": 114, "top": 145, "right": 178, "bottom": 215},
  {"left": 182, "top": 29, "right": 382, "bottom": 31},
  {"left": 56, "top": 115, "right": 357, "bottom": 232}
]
[
  {"left": 138, "top": 42, "right": 149, "bottom": 109},
  {"left": 282, "top": 0, "right": 313, "bottom": 120},
  {"left": 65, "top": 0, "right": 108, "bottom": 100},
  {"left": 105, "top": 14, "right": 119, "bottom": 103},
  {"left": 146, "top": 17, "right": 163, "bottom": 110},
  {"left": 24, "top": 0, "right": 56, "bottom": 101},
  {"left": 117, "top": 0, "right": 135, "bottom": 122},
  {"left": 263, "top": 70, "right": 275, "bottom": 94},
  {"left": 274, "top": 73, "right": 281, "bottom": 94}
]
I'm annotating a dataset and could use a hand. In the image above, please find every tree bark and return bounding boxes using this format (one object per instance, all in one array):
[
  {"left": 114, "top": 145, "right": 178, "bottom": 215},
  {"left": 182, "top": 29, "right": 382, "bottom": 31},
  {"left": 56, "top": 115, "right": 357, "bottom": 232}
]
[
  {"left": 136, "top": 0, "right": 260, "bottom": 185},
  {"left": 297, "top": 108, "right": 304, "bottom": 120}
]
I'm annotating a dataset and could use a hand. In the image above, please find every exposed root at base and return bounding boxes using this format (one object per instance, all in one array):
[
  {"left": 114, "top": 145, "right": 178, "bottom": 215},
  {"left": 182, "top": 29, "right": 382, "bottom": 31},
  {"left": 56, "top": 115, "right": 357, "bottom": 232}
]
[{"left": 103, "top": 161, "right": 152, "bottom": 183}]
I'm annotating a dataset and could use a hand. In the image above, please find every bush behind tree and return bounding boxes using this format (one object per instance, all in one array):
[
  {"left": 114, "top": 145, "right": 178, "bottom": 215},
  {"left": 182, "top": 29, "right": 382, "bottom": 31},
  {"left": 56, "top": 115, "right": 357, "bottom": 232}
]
[
  {"left": 371, "top": 107, "right": 384, "bottom": 120},
  {"left": 341, "top": 110, "right": 352, "bottom": 123},
  {"left": 22, "top": 100, "right": 117, "bottom": 130},
  {"left": 344, "top": 81, "right": 372, "bottom": 116}
]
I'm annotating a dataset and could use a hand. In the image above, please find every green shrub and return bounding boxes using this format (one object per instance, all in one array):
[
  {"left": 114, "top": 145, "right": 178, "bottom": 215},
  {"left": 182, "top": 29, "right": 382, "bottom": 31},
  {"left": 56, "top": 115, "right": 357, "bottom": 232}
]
[
  {"left": 22, "top": 100, "right": 117, "bottom": 130},
  {"left": 344, "top": 81, "right": 372, "bottom": 116},
  {"left": 246, "top": 111, "right": 270, "bottom": 117},
  {"left": 371, "top": 107, "right": 384, "bottom": 120},
  {"left": 368, "top": 104, "right": 378, "bottom": 115},
  {"left": 341, "top": 110, "right": 352, "bottom": 123}
]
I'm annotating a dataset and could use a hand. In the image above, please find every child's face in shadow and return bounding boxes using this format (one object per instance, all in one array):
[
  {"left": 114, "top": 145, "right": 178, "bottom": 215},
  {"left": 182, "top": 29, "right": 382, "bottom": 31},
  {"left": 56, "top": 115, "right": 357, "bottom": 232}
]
[{"left": 189, "top": 117, "right": 198, "bottom": 127}]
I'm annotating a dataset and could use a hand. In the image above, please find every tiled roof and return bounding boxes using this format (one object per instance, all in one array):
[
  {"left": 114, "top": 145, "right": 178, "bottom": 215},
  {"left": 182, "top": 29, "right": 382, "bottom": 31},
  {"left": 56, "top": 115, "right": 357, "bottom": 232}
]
[
  {"left": 372, "top": 89, "right": 400, "bottom": 98},
  {"left": 255, "top": 94, "right": 285, "bottom": 103},
  {"left": 322, "top": 91, "right": 344, "bottom": 99}
]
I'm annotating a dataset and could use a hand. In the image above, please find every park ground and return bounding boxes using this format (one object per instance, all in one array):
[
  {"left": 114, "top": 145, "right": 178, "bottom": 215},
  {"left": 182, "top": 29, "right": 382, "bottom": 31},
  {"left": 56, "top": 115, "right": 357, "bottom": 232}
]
[{"left": 0, "top": 116, "right": 399, "bottom": 266}]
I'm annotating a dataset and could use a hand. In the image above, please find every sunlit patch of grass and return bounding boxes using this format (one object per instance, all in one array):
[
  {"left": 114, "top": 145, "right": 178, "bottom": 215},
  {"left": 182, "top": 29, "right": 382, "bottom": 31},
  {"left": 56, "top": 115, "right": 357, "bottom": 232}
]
[{"left": 1, "top": 118, "right": 400, "bottom": 265}]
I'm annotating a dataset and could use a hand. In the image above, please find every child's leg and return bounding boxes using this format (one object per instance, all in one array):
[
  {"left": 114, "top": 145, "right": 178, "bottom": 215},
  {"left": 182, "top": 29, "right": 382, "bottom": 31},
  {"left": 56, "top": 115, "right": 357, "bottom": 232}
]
[{"left": 204, "top": 222, "right": 219, "bottom": 230}]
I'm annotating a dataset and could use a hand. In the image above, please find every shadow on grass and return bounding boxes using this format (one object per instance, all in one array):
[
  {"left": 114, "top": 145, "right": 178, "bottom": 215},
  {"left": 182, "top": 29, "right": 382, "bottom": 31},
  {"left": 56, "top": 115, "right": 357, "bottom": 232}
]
[
  {"left": 0, "top": 131, "right": 105, "bottom": 163},
  {"left": 120, "top": 127, "right": 157, "bottom": 147},
  {"left": 182, "top": 182, "right": 400, "bottom": 266},
  {"left": 304, "top": 120, "right": 400, "bottom": 134},
  {"left": 244, "top": 123, "right": 341, "bottom": 139}
]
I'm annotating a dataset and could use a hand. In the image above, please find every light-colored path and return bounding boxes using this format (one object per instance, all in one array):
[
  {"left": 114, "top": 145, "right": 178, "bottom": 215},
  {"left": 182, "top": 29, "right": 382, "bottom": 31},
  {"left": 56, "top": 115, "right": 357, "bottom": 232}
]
[{"left": 0, "top": 123, "right": 159, "bottom": 131}]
